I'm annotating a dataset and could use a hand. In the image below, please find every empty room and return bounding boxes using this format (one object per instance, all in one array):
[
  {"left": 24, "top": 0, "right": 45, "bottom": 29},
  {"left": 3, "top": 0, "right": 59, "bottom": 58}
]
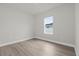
[{"left": 0, "top": 3, "right": 79, "bottom": 56}]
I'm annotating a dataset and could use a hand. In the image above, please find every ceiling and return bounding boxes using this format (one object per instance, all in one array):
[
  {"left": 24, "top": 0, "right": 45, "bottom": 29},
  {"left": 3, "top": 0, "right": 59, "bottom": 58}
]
[{"left": 0, "top": 3, "right": 64, "bottom": 15}]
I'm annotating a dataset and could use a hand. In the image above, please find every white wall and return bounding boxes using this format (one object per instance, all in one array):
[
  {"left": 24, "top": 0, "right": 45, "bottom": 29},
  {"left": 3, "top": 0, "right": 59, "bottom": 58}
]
[
  {"left": 0, "top": 4, "right": 75, "bottom": 49},
  {"left": 35, "top": 4, "right": 75, "bottom": 47},
  {"left": 0, "top": 7, "right": 34, "bottom": 45},
  {"left": 75, "top": 3, "right": 79, "bottom": 56}
]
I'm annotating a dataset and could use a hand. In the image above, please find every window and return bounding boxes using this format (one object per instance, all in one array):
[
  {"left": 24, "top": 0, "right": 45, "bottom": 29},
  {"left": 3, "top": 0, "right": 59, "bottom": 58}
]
[{"left": 44, "top": 16, "right": 53, "bottom": 34}]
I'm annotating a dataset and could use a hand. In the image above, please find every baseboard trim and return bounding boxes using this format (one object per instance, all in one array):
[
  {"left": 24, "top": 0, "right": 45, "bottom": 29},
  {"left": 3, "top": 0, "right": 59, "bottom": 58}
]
[
  {"left": 35, "top": 37, "right": 75, "bottom": 48},
  {"left": 0, "top": 37, "right": 33, "bottom": 47},
  {"left": 0, "top": 36, "right": 75, "bottom": 49}
]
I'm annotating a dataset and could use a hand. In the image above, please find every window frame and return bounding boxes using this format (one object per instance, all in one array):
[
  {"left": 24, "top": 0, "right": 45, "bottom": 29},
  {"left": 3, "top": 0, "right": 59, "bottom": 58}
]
[{"left": 43, "top": 16, "right": 54, "bottom": 35}]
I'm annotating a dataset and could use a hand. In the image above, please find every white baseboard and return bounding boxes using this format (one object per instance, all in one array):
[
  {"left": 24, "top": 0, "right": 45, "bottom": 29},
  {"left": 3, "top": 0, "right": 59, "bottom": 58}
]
[
  {"left": 0, "top": 37, "right": 33, "bottom": 47},
  {"left": 0, "top": 36, "right": 75, "bottom": 49},
  {"left": 35, "top": 37, "right": 75, "bottom": 48}
]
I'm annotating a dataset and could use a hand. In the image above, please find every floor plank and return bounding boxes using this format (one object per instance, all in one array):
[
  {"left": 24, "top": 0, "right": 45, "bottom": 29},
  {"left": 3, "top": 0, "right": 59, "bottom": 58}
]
[{"left": 0, "top": 38, "right": 76, "bottom": 56}]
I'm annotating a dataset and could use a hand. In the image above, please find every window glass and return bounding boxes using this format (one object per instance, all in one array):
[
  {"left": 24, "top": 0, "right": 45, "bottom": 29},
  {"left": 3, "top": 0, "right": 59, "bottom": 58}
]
[{"left": 44, "top": 16, "right": 53, "bottom": 34}]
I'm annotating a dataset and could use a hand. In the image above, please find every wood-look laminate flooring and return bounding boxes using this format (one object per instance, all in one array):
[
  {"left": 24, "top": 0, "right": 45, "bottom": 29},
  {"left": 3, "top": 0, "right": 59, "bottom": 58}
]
[{"left": 0, "top": 38, "right": 76, "bottom": 56}]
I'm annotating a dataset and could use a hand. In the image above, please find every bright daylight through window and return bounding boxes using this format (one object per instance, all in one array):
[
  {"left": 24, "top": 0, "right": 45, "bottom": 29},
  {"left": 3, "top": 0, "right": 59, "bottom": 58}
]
[{"left": 44, "top": 16, "right": 53, "bottom": 34}]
